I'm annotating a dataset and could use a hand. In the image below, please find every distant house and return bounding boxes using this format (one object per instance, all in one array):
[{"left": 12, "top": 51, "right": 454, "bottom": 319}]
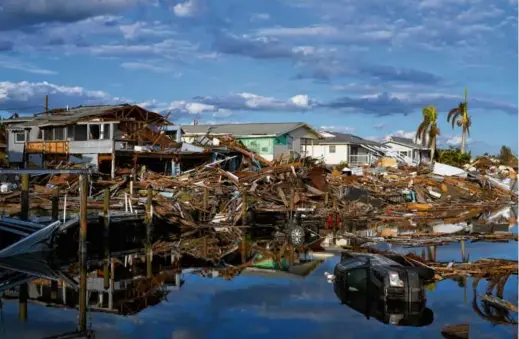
[
  {"left": 304, "top": 132, "right": 386, "bottom": 166},
  {"left": 181, "top": 122, "right": 321, "bottom": 161},
  {"left": 383, "top": 136, "right": 431, "bottom": 163}
]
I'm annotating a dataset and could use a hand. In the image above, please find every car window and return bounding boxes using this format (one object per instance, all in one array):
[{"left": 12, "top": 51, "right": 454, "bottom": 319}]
[
  {"left": 341, "top": 259, "right": 365, "bottom": 270},
  {"left": 347, "top": 268, "right": 368, "bottom": 293}
]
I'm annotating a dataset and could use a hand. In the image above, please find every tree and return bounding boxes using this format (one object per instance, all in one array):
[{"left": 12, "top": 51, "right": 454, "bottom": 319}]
[
  {"left": 416, "top": 105, "right": 440, "bottom": 162},
  {"left": 447, "top": 87, "right": 471, "bottom": 154},
  {"left": 498, "top": 145, "right": 517, "bottom": 166},
  {"left": 438, "top": 148, "right": 472, "bottom": 168}
]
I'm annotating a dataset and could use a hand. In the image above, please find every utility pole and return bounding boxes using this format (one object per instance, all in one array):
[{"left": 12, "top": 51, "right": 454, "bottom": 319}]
[{"left": 44, "top": 95, "right": 49, "bottom": 115}]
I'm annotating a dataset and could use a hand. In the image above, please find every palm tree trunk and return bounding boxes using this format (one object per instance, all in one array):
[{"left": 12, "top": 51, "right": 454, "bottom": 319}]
[
  {"left": 431, "top": 138, "right": 436, "bottom": 162},
  {"left": 461, "top": 129, "right": 467, "bottom": 154}
]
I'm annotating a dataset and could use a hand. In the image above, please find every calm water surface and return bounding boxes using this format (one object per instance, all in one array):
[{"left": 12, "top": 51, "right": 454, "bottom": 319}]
[{"left": 0, "top": 239, "right": 517, "bottom": 339}]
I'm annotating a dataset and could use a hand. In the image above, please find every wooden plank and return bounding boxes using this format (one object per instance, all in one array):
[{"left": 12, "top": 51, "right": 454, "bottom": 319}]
[{"left": 98, "top": 154, "right": 113, "bottom": 161}]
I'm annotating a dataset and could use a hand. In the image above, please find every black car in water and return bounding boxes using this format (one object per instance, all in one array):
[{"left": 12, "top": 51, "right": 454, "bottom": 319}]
[
  {"left": 333, "top": 252, "right": 434, "bottom": 326},
  {"left": 334, "top": 252, "right": 434, "bottom": 303}
]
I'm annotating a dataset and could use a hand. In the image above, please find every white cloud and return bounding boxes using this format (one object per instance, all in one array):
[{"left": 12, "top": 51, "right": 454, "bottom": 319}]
[
  {"left": 140, "top": 92, "right": 315, "bottom": 118},
  {"left": 172, "top": 0, "right": 202, "bottom": 17},
  {"left": 386, "top": 130, "right": 417, "bottom": 142},
  {"left": 257, "top": 25, "right": 338, "bottom": 37},
  {"left": 236, "top": 92, "right": 313, "bottom": 110},
  {"left": 0, "top": 57, "right": 57, "bottom": 75},
  {"left": 444, "top": 135, "right": 472, "bottom": 146},
  {"left": 118, "top": 21, "right": 173, "bottom": 40},
  {"left": 0, "top": 81, "right": 125, "bottom": 111},
  {"left": 120, "top": 61, "right": 174, "bottom": 73},
  {"left": 373, "top": 123, "right": 387, "bottom": 130},
  {"left": 291, "top": 94, "right": 310, "bottom": 108},
  {"left": 319, "top": 125, "right": 356, "bottom": 133}
]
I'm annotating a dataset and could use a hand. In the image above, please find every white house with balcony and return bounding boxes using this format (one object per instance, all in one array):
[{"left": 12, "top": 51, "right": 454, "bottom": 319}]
[
  {"left": 304, "top": 131, "right": 386, "bottom": 167},
  {"left": 383, "top": 136, "right": 431, "bottom": 164}
]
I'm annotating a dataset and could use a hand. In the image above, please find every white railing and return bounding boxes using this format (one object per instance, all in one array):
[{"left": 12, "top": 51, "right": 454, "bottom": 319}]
[{"left": 348, "top": 154, "right": 375, "bottom": 166}]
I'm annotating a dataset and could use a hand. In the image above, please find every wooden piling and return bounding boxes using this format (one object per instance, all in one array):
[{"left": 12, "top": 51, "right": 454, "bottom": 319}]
[
  {"left": 461, "top": 240, "right": 466, "bottom": 262},
  {"left": 129, "top": 178, "right": 134, "bottom": 199},
  {"left": 51, "top": 280, "right": 58, "bottom": 300},
  {"left": 18, "top": 282, "right": 28, "bottom": 321},
  {"left": 51, "top": 188, "right": 59, "bottom": 221},
  {"left": 21, "top": 173, "right": 29, "bottom": 221},
  {"left": 145, "top": 187, "right": 153, "bottom": 226},
  {"left": 78, "top": 174, "right": 88, "bottom": 332},
  {"left": 103, "top": 188, "right": 110, "bottom": 290},
  {"left": 103, "top": 188, "right": 110, "bottom": 233}
]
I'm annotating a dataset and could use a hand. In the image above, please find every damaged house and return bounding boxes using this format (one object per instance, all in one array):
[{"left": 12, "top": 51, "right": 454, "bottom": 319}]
[
  {"left": 383, "top": 136, "right": 431, "bottom": 164},
  {"left": 305, "top": 132, "right": 387, "bottom": 167},
  {"left": 181, "top": 122, "right": 322, "bottom": 161},
  {"left": 5, "top": 105, "right": 185, "bottom": 176}
]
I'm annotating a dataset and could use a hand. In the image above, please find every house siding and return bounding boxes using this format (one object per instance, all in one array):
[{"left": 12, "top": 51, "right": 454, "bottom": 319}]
[
  {"left": 7, "top": 128, "right": 28, "bottom": 163},
  {"left": 287, "top": 127, "right": 319, "bottom": 155},
  {"left": 239, "top": 137, "right": 275, "bottom": 159},
  {"left": 383, "top": 141, "right": 414, "bottom": 157},
  {"left": 306, "top": 144, "right": 349, "bottom": 165}
]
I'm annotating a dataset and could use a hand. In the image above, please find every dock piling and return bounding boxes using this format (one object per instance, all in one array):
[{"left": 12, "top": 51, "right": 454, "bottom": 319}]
[
  {"left": 18, "top": 282, "right": 28, "bottom": 321},
  {"left": 21, "top": 173, "right": 29, "bottom": 221},
  {"left": 78, "top": 174, "right": 88, "bottom": 332},
  {"left": 51, "top": 188, "right": 59, "bottom": 221}
]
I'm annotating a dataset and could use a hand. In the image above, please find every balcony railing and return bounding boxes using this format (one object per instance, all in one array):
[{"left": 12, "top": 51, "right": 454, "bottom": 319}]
[
  {"left": 348, "top": 154, "right": 376, "bottom": 167},
  {"left": 25, "top": 141, "right": 69, "bottom": 154}
]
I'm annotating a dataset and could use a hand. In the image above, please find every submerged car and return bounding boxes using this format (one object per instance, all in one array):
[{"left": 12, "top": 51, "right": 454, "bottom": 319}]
[
  {"left": 333, "top": 252, "right": 434, "bottom": 303},
  {"left": 332, "top": 252, "right": 434, "bottom": 326}
]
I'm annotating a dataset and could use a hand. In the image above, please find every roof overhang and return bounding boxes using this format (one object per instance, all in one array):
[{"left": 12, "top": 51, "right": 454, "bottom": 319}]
[
  {"left": 282, "top": 123, "right": 323, "bottom": 139},
  {"left": 384, "top": 140, "right": 427, "bottom": 150}
]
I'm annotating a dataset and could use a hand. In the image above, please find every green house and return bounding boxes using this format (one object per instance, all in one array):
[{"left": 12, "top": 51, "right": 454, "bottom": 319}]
[{"left": 181, "top": 122, "right": 321, "bottom": 161}]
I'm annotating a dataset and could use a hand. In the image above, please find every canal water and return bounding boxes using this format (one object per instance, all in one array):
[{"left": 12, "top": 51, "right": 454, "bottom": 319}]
[{"left": 0, "top": 229, "right": 517, "bottom": 339}]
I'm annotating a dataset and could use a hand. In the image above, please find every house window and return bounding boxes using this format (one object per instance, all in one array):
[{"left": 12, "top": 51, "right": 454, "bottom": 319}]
[
  {"left": 75, "top": 125, "right": 88, "bottom": 141},
  {"left": 37, "top": 129, "right": 43, "bottom": 140},
  {"left": 89, "top": 124, "right": 100, "bottom": 140},
  {"left": 54, "top": 127, "right": 65, "bottom": 140},
  {"left": 287, "top": 136, "right": 293, "bottom": 150},
  {"left": 329, "top": 145, "right": 336, "bottom": 153},
  {"left": 67, "top": 125, "right": 74, "bottom": 140},
  {"left": 101, "top": 124, "right": 111, "bottom": 140},
  {"left": 15, "top": 132, "right": 25, "bottom": 143}
]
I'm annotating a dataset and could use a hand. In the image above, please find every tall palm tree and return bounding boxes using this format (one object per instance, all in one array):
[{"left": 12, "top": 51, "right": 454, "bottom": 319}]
[
  {"left": 416, "top": 105, "right": 440, "bottom": 162},
  {"left": 447, "top": 87, "right": 471, "bottom": 154}
]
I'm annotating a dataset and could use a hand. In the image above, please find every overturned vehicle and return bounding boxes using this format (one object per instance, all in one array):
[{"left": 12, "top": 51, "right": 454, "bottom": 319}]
[{"left": 332, "top": 252, "right": 435, "bottom": 326}]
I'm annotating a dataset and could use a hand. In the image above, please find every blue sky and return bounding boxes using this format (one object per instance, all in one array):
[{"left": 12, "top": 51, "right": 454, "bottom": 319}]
[{"left": 0, "top": 0, "right": 517, "bottom": 155}]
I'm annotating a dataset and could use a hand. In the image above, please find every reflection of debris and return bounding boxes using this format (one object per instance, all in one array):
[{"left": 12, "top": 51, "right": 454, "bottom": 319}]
[
  {"left": 441, "top": 324, "right": 469, "bottom": 339},
  {"left": 432, "top": 259, "right": 517, "bottom": 280},
  {"left": 472, "top": 274, "right": 518, "bottom": 325}
]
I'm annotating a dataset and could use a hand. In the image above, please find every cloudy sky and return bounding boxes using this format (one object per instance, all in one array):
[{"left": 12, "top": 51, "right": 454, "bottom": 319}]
[{"left": 0, "top": 0, "right": 517, "bottom": 155}]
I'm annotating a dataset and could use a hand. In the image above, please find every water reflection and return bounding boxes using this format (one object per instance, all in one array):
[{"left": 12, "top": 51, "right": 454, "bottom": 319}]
[{"left": 0, "top": 221, "right": 516, "bottom": 338}]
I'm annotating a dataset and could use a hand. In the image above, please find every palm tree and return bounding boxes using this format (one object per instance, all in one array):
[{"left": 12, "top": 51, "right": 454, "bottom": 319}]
[
  {"left": 447, "top": 87, "right": 471, "bottom": 154},
  {"left": 416, "top": 105, "right": 440, "bottom": 162}
]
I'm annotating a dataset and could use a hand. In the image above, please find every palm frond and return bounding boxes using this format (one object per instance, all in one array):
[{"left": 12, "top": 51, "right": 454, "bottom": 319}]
[{"left": 447, "top": 106, "right": 461, "bottom": 122}]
